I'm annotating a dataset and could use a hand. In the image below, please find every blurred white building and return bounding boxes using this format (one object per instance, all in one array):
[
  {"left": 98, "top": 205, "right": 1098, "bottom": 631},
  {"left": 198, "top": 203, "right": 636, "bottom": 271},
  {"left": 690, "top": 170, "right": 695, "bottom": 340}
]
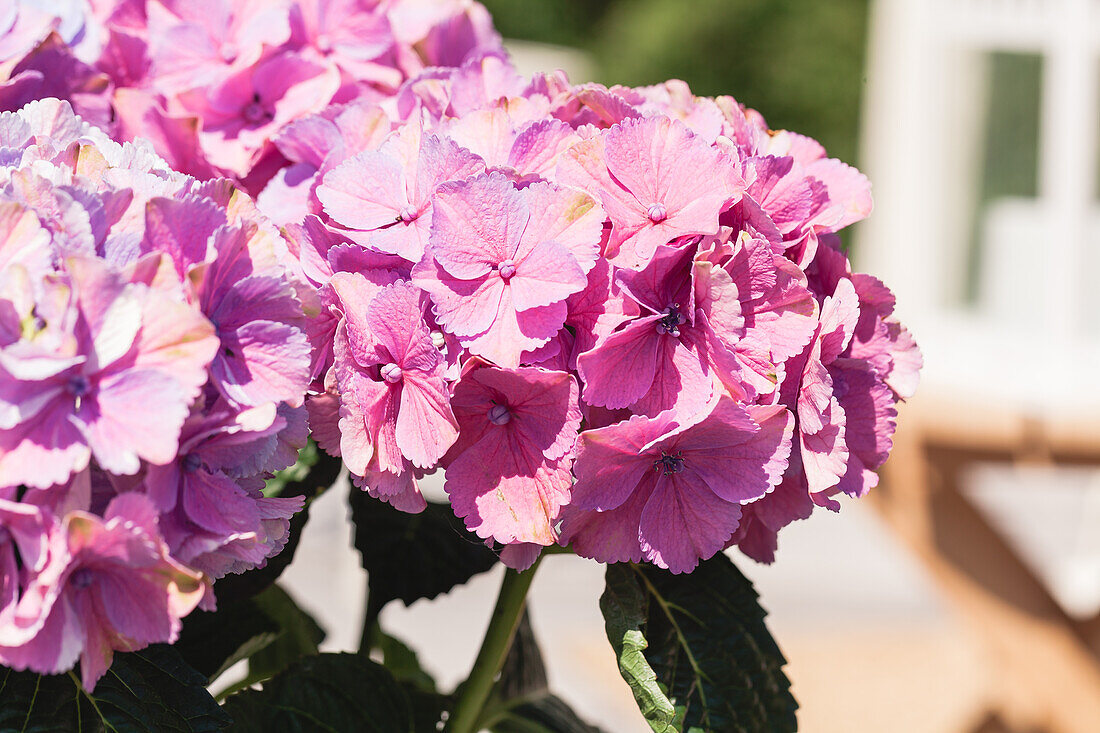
[
  {"left": 859, "top": 0, "right": 1100, "bottom": 417},
  {"left": 859, "top": 2, "right": 1100, "bottom": 728}
]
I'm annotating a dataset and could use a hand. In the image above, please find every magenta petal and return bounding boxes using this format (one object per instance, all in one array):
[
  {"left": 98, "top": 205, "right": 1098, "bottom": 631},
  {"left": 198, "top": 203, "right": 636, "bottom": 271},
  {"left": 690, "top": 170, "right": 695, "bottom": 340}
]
[
  {"left": 558, "top": 484, "right": 650, "bottom": 566},
  {"left": 141, "top": 195, "right": 225, "bottom": 275},
  {"left": 517, "top": 181, "right": 603, "bottom": 275},
  {"left": 0, "top": 397, "right": 88, "bottom": 489},
  {"left": 429, "top": 173, "right": 526, "bottom": 279},
  {"left": 571, "top": 415, "right": 664, "bottom": 512},
  {"left": 576, "top": 319, "right": 660, "bottom": 409},
  {"left": 318, "top": 149, "right": 407, "bottom": 231},
  {"left": 800, "top": 404, "right": 849, "bottom": 496},
  {"left": 446, "top": 440, "right": 571, "bottom": 545},
  {"left": 630, "top": 337, "right": 713, "bottom": 417},
  {"left": 181, "top": 469, "right": 261, "bottom": 537},
  {"left": 214, "top": 321, "right": 311, "bottom": 408},
  {"left": 462, "top": 290, "right": 564, "bottom": 368},
  {"left": 639, "top": 471, "right": 743, "bottom": 574},
  {"left": 684, "top": 403, "right": 794, "bottom": 503},
  {"left": 413, "top": 255, "right": 504, "bottom": 338},
  {"left": 509, "top": 238, "right": 587, "bottom": 311}
]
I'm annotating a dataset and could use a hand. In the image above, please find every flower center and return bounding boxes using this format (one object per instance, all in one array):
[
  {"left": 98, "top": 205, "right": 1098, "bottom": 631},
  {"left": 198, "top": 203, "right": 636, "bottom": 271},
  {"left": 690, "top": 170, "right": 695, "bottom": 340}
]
[
  {"left": 315, "top": 34, "right": 333, "bottom": 53},
  {"left": 497, "top": 259, "right": 516, "bottom": 280},
  {"left": 655, "top": 305, "right": 683, "bottom": 337},
  {"left": 182, "top": 453, "right": 203, "bottom": 472},
  {"left": 398, "top": 205, "right": 419, "bottom": 223},
  {"left": 653, "top": 451, "right": 685, "bottom": 475},
  {"left": 219, "top": 42, "right": 238, "bottom": 62},
  {"left": 646, "top": 203, "right": 667, "bottom": 223},
  {"left": 381, "top": 363, "right": 403, "bottom": 384},
  {"left": 67, "top": 374, "right": 90, "bottom": 397},
  {"left": 431, "top": 331, "right": 446, "bottom": 350},
  {"left": 243, "top": 94, "right": 271, "bottom": 125},
  {"left": 70, "top": 567, "right": 94, "bottom": 590},
  {"left": 487, "top": 404, "right": 512, "bottom": 425}
]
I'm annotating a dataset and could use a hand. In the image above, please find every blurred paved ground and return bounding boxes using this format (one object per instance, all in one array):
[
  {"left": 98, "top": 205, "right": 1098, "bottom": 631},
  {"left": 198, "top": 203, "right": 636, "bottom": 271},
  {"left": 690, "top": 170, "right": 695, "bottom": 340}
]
[{"left": 275, "top": 474, "right": 998, "bottom": 732}]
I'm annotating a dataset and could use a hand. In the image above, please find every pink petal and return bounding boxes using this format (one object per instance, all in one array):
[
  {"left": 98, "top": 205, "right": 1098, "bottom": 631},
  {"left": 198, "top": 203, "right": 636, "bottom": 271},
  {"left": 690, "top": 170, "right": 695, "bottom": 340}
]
[
  {"left": 576, "top": 319, "right": 659, "bottom": 409},
  {"left": 639, "top": 471, "right": 743, "bottom": 574},
  {"left": 82, "top": 368, "right": 188, "bottom": 474},
  {"left": 429, "top": 173, "right": 526, "bottom": 279},
  {"left": 396, "top": 373, "right": 459, "bottom": 468},
  {"left": 509, "top": 238, "right": 587, "bottom": 311},
  {"left": 317, "top": 149, "right": 407, "bottom": 231}
]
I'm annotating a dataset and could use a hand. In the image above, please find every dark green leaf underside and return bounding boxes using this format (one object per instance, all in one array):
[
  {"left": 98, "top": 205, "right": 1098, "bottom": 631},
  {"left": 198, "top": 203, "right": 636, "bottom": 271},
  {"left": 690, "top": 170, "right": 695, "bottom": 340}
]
[
  {"left": 601, "top": 556, "right": 797, "bottom": 733},
  {"left": 349, "top": 493, "right": 498, "bottom": 613},
  {"left": 0, "top": 645, "right": 229, "bottom": 733},
  {"left": 220, "top": 653, "right": 413, "bottom": 733}
]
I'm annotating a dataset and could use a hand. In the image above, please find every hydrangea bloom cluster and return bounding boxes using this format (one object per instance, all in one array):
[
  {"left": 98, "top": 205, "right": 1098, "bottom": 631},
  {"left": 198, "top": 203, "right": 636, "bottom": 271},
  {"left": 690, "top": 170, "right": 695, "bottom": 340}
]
[
  {"left": 0, "top": 0, "right": 921, "bottom": 696},
  {"left": 0, "top": 99, "right": 311, "bottom": 689},
  {"left": 0, "top": 0, "right": 502, "bottom": 185},
  {"left": 277, "top": 54, "right": 919, "bottom": 572}
]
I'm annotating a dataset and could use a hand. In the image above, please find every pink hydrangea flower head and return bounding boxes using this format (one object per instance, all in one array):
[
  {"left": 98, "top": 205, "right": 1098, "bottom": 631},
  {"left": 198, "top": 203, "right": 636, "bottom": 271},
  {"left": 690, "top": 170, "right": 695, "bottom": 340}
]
[
  {"left": 292, "top": 0, "right": 401, "bottom": 92},
  {"left": 146, "top": 0, "right": 293, "bottom": 93},
  {"left": 443, "top": 362, "right": 581, "bottom": 545},
  {"left": 175, "top": 51, "right": 341, "bottom": 177},
  {"left": 191, "top": 224, "right": 312, "bottom": 408},
  {"left": 412, "top": 172, "right": 603, "bottom": 367}
]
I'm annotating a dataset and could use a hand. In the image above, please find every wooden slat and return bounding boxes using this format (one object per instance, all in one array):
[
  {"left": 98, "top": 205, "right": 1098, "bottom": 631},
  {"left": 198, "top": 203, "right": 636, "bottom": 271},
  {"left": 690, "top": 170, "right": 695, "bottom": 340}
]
[{"left": 872, "top": 412, "right": 1100, "bottom": 732}]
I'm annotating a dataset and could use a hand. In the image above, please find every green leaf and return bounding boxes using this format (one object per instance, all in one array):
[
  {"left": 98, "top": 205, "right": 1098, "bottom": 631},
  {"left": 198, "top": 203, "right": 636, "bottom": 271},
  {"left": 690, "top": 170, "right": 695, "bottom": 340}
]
[
  {"left": 492, "top": 696, "right": 608, "bottom": 733},
  {"left": 246, "top": 585, "right": 325, "bottom": 680},
  {"left": 0, "top": 645, "right": 230, "bottom": 733},
  {"left": 176, "top": 584, "right": 324, "bottom": 687},
  {"left": 600, "top": 566, "right": 679, "bottom": 731},
  {"left": 404, "top": 687, "right": 451, "bottom": 733},
  {"left": 366, "top": 625, "right": 448, "bottom": 732},
  {"left": 221, "top": 653, "right": 414, "bottom": 733},
  {"left": 348, "top": 492, "right": 497, "bottom": 614},
  {"left": 496, "top": 610, "right": 547, "bottom": 700},
  {"left": 174, "top": 597, "right": 281, "bottom": 684},
  {"left": 0, "top": 667, "right": 89, "bottom": 733},
  {"left": 215, "top": 443, "right": 343, "bottom": 606},
  {"left": 601, "top": 556, "right": 797, "bottom": 733},
  {"left": 369, "top": 625, "right": 436, "bottom": 694}
]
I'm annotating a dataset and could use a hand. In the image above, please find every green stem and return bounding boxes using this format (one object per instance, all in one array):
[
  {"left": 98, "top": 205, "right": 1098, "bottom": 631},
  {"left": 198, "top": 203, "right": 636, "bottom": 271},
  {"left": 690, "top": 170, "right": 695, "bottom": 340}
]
[{"left": 446, "top": 558, "right": 542, "bottom": 733}]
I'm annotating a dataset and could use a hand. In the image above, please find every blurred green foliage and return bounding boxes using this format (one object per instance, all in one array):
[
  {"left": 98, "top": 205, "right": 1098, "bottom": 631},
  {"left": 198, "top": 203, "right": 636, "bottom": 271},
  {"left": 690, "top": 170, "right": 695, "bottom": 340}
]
[{"left": 482, "top": 0, "right": 870, "bottom": 165}]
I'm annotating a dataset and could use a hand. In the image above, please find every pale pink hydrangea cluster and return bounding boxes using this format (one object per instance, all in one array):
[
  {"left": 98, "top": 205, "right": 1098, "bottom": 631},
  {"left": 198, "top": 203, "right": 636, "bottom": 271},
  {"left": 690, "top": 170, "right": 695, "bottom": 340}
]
[
  {"left": 278, "top": 55, "right": 920, "bottom": 573},
  {"left": 0, "top": 99, "right": 311, "bottom": 689},
  {"left": 0, "top": 0, "right": 502, "bottom": 185},
  {"left": 0, "top": 0, "right": 921, "bottom": 691}
]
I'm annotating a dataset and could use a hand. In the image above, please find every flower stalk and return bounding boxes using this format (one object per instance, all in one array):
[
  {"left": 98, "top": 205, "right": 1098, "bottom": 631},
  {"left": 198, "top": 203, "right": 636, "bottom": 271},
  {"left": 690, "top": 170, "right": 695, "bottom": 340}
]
[{"left": 446, "top": 558, "right": 543, "bottom": 733}]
